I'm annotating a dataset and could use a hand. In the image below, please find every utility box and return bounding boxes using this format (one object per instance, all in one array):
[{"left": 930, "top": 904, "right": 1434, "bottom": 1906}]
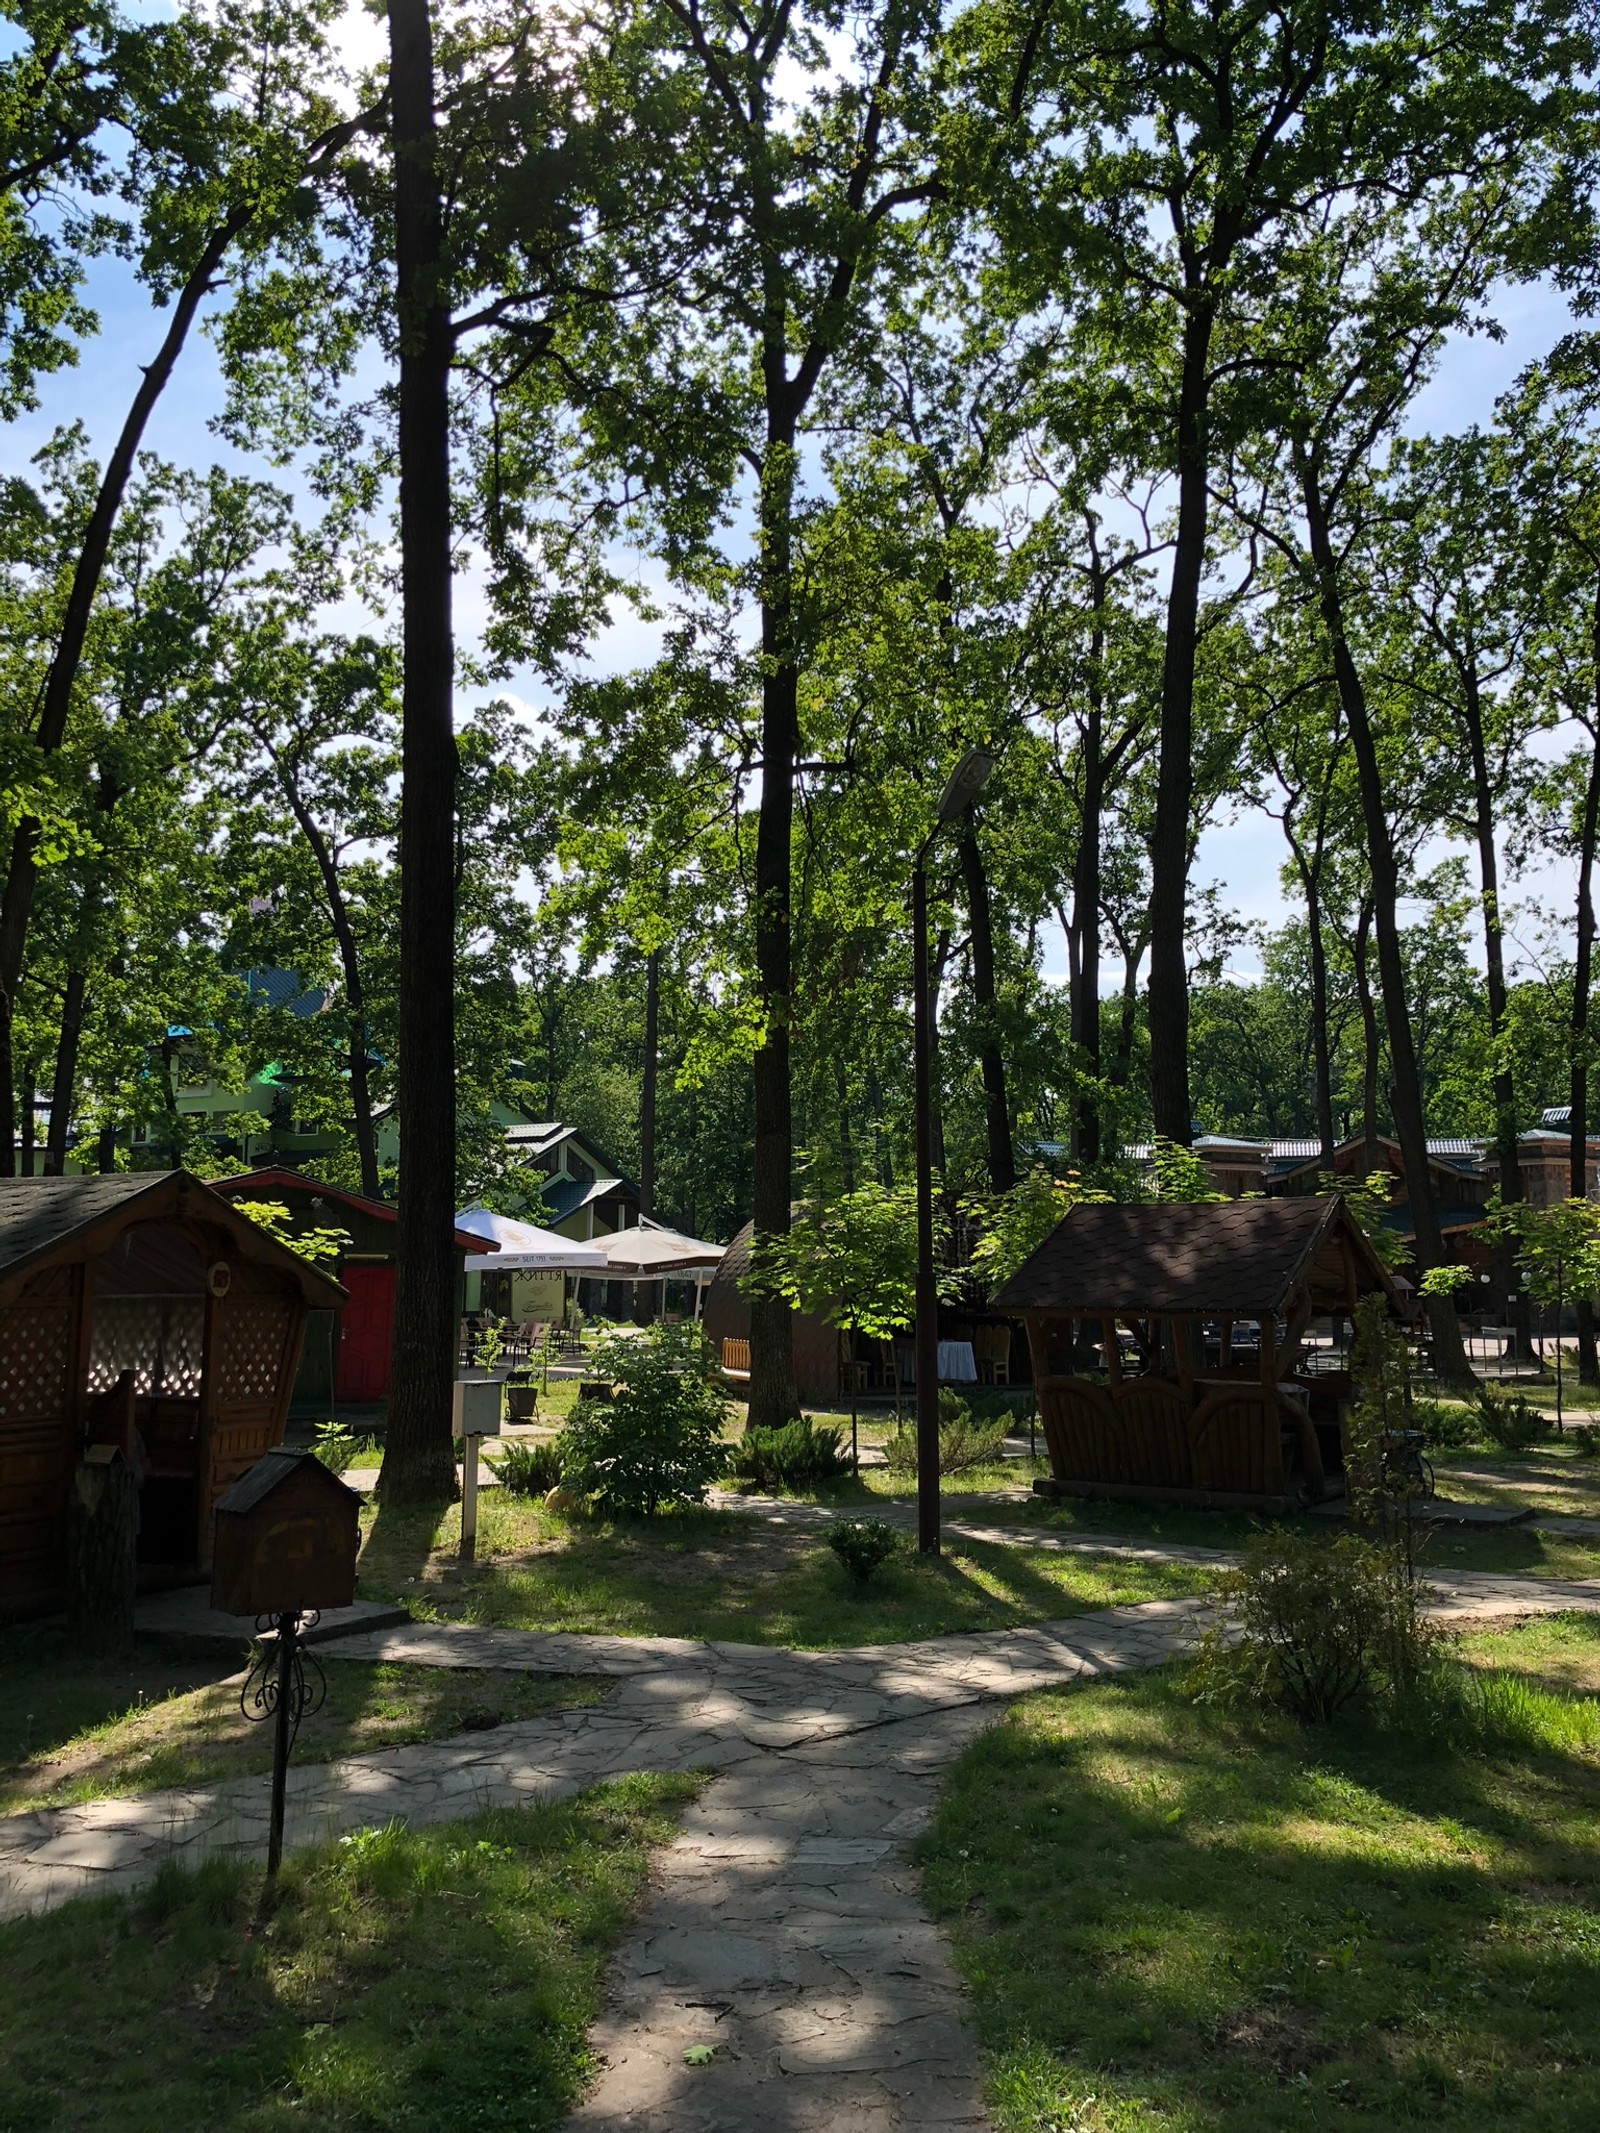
[
  {"left": 453, "top": 1377, "right": 503, "bottom": 1438},
  {"left": 210, "top": 1449, "right": 361, "bottom": 1617}
]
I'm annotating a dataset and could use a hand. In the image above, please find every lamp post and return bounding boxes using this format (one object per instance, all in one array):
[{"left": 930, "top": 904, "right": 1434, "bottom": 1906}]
[{"left": 913, "top": 748, "right": 995, "bottom": 1555}]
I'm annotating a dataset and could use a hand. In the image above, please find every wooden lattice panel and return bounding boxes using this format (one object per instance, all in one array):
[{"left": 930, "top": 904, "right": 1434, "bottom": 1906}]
[
  {"left": 0, "top": 1303, "right": 73, "bottom": 1421},
  {"left": 87, "top": 1298, "right": 204, "bottom": 1398},
  {"left": 216, "top": 1301, "right": 293, "bottom": 1406}
]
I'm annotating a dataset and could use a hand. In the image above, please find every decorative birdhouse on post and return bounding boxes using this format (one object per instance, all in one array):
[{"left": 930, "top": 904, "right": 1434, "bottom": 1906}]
[
  {"left": 210, "top": 1448, "right": 360, "bottom": 1617},
  {"left": 210, "top": 1448, "right": 362, "bottom": 1884}
]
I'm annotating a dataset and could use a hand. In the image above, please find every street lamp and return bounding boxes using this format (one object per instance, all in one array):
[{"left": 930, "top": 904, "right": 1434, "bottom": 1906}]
[{"left": 913, "top": 748, "right": 995, "bottom": 1555}]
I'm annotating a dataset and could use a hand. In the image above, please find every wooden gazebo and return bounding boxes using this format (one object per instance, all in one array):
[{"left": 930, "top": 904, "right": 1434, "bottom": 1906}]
[
  {"left": 993, "top": 1196, "right": 1398, "bottom": 1512},
  {"left": 0, "top": 1171, "right": 344, "bottom": 1614}
]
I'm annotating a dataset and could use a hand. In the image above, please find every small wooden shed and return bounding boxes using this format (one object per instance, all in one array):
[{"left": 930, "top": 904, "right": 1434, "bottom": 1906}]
[
  {"left": 993, "top": 1195, "right": 1399, "bottom": 1513},
  {"left": 0, "top": 1171, "right": 345, "bottom": 1615},
  {"left": 702, "top": 1219, "right": 841, "bottom": 1406}
]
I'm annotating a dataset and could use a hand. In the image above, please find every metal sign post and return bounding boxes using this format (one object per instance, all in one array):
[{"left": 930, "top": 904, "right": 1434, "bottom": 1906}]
[
  {"left": 461, "top": 1436, "right": 480, "bottom": 1562},
  {"left": 241, "top": 1608, "right": 326, "bottom": 1884}
]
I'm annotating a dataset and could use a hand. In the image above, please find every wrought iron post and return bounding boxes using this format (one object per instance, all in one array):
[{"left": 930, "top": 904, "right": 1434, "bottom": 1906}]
[{"left": 241, "top": 1608, "right": 325, "bottom": 1885}]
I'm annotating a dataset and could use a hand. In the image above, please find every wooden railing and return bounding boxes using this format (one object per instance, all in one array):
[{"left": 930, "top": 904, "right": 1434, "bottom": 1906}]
[{"left": 720, "top": 1337, "right": 751, "bottom": 1375}]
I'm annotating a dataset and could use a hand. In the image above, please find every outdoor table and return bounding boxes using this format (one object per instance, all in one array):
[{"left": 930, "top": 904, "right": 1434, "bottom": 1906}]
[{"left": 937, "top": 1339, "right": 977, "bottom": 1383}]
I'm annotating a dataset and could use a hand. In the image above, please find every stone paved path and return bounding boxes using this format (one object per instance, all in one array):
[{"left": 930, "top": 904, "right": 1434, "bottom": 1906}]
[{"left": 4, "top": 1554, "right": 1599, "bottom": 2129}]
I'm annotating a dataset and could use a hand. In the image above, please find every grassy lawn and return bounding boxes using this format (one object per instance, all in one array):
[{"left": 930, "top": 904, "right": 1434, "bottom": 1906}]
[
  {"left": 0, "top": 1771, "right": 696, "bottom": 2132},
  {"left": 0, "top": 1629, "right": 604, "bottom": 1816},
  {"left": 920, "top": 1622, "right": 1600, "bottom": 2132},
  {"left": 356, "top": 1496, "right": 1217, "bottom": 1648},
  {"left": 1432, "top": 1445, "right": 1600, "bottom": 1521}
]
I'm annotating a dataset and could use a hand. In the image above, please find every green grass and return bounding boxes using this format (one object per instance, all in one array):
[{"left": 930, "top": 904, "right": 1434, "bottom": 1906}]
[
  {"left": 920, "top": 1627, "right": 1600, "bottom": 2132},
  {"left": 0, "top": 1629, "right": 604, "bottom": 1815},
  {"left": 356, "top": 1496, "right": 1217, "bottom": 1648},
  {"left": 0, "top": 1772, "right": 697, "bottom": 2132}
]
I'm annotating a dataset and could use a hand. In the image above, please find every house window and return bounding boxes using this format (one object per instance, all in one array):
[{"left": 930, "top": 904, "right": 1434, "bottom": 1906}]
[{"left": 566, "top": 1150, "right": 593, "bottom": 1184}]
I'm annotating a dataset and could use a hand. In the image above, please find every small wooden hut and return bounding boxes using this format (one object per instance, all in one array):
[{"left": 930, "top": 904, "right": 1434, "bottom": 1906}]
[
  {"left": 993, "top": 1195, "right": 1399, "bottom": 1512},
  {"left": 702, "top": 1220, "right": 840, "bottom": 1406},
  {"left": 0, "top": 1171, "right": 344, "bottom": 1615}
]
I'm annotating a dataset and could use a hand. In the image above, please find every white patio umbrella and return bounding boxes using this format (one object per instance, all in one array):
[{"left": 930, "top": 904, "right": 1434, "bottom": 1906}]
[
  {"left": 453, "top": 1206, "right": 609, "bottom": 1271},
  {"left": 591, "top": 1223, "right": 725, "bottom": 1277}
]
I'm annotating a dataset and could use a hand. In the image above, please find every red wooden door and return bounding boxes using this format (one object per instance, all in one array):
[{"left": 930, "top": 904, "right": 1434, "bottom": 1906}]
[{"left": 335, "top": 1265, "right": 394, "bottom": 1402}]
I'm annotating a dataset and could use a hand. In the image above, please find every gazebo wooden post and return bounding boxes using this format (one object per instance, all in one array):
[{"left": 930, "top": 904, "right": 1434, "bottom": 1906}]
[
  {"left": 1103, "top": 1317, "right": 1121, "bottom": 1387},
  {"left": 1220, "top": 1318, "right": 1233, "bottom": 1370},
  {"left": 1174, "top": 1317, "right": 1194, "bottom": 1405},
  {"left": 1258, "top": 1315, "right": 1277, "bottom": 1386}
]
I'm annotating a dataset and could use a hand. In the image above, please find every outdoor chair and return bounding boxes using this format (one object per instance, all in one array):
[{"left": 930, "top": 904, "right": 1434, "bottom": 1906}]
[{"left": 974, "top": 1324, "right": 1012, "bottom": 1385}]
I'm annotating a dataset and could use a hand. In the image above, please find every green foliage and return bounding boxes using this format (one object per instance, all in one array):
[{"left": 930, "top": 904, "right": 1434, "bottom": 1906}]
[
  {"left": 965, "top": 1166, "right": 1109, "bottom": 1295},
  {"left": 1474, "top": 1383, "right": 1552, "bottom": 1454},
  {"left": 727, "top": 1418, "right": 849, "bottom": 1490},
  {"left": 232, "top": 1199, "right": 350, "bottom": 1270},
  {"left": 1322, "top": 1172, "right": 1407, "bottom": 1272},
  {"left": 494, "top": 1438, "right": 565, "bottom": 1497},
  {"left": 1410, "top": 1397, "right": 1476, "bottom": 1451},
  {"left": 825, "top": 1518, "right": 903, "bottom": 1586},
  {"left": 1573, "top": 1424, "right": 1600, "bottom": 1459},
  {"left": 884, "top": 1395, "right": 1010, "bottom": 1476},
  {"left": 1148, "top": 1137, "right": 1227, "bottom": 1204},
  {"left": 1189, "top": 1531, "right": 1437, "bottom": 1725},
  {"left": 560, "top": 1325, "right": 728, "bottom": 1516},
  {"left": 311, "top": 1418, "right": 362, "bottom": 1475},
  {"left": 745, "top": 1181, "right": 938, "bottom": 1342},
  {"left": 1347, "top": 1294, "right": 1420, "bottom": 1531}
]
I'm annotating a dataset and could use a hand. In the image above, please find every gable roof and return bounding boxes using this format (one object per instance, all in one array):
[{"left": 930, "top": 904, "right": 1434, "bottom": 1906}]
[
  {"left": 211, "top": 1168, "right": 485, "bottom": 1252},
  {"left": 992, "top": 1196, "right": 1394, "bottom": 1318},
  {"left": 213, "top": 1446, "right": 360, "bottom": 1518},
  {"left": 0, "top": 1171, "right": 344, "bottom": 1307}
]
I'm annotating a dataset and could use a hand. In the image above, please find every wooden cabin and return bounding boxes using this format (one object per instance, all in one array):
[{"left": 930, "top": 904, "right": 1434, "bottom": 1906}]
[
  {"left": 703, "top": 1219, "right": 843, "bottom": 1406},
  {"left": 993, "top": 1195, "right": 1399, "bottom": 1513},
  {"left": 0, "top": 1171, "right": 344, "bottom": 1616}
]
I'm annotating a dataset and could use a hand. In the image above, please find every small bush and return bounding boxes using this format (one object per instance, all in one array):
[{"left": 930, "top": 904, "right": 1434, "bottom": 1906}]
[
  {"left": 727, "top": 1417, "right": 850, "bottom": 1489},
  {"left": 312, "top": 1419, "right": 360, "bottom": 1474},
  {"left": 1411, "top": 1397, "right": 1475, "bottom": 1451},
  {"left": 1572, "top": 1423, "right": 1600, "bottom": 1459},
  {"left": 494, "top": 1438, "right": 565, "bottom": 1497},
  {"left": 1475, "top": 1383, "right": 1551, "bottom": 1454},
  {"left": 883, "top": 1395, "right": 1009, "bottom": 1476},
  {"left": 827, "top": 1518, "right": 902, "bottom": 1584},
  {"left": 560, "top": 1323, "right": 728, "bottom": 1516},
  {"left": 1189, "top": 1529, "right": 1437, "bottom": 1725}
]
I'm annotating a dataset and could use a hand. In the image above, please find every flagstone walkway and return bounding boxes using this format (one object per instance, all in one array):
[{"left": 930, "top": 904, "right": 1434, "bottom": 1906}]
[{"left": 3, "top": 1554, "right": 1599, "bottom": 2129}]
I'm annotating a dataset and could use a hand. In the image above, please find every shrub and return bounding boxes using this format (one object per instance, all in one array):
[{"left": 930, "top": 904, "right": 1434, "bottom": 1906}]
[
  {"left": 1573, "top": 1423, "right": 1600, "bottom": 1459},
  {"left": 1474, "top": 1383, "right": 1551, "bottom": 1454},
  {"left": 494, "top": 1438, "right": 565, "bottom": 1497},
  {"left": 559, "top": 1323, "right": 728, "bottom": 1516},
  {"left": 1411, "top": 1397, "right": 1475, "bottom": 1451},
  {"left": 827, "top": 1518, "right": 902, "bottom": 1584},
  {"left": 312, "top": 1419, "right": 360, "bottom": 1475},
  {"left": 1189, "top": 1529, "right": 1437, "bottom": 1725},
  {"left": 727, "top": 1417, "right": 850, "bottom": 1489},
  {"left": 883, "top": 1394, "right": 1009, "bottom": 1476}
]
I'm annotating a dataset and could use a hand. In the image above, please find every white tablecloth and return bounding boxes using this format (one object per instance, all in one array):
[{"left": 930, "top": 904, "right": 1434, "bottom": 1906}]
[{"left": 937, "top": 1339, "right": 977, "bottom": 1383}]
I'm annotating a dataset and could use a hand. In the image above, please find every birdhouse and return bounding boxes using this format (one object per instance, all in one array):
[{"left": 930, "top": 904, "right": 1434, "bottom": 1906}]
[{"left": 209, "top": 1448, "right": 361, "bottom": 1617}]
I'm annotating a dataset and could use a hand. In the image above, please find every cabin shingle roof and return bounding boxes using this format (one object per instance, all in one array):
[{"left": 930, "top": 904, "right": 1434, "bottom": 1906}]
[
  {"left": 0, "top": 1173, "right": 168, "bottom": 1280},
  {"left": 992, "top": 1197, "right": 1373, "bottom": 1317}
]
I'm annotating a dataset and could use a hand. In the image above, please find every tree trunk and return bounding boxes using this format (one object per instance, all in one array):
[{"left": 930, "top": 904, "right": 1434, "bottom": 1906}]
[
  {"left": 1301, "top": 458, "right": 1470, "bottom": 1382},
  {"left": 46, "top": 769, "right": 121, "bottom": 1176},
  {"left": 639, "top": 947, "right": 659, "bottom": 1219},
  {"left": 66, "top": 1456, "right": 140, "bottom": 1659},
  {"left": 379, "top": 0, "right": 460, "bottom": 1506},
  {"left": 959, "top": 816, "right": 1015, "bottom": 1192},
  {"left": 1354, "top": 898, "right": 1381, "bottom": 1172},
  {"left": 1571, "top": 584, "right": 1600, "bottom": 1381},
  {"left": 835, "top": 1055, "right": 856, "bottom": 1193},
  {"left": 1071, "top": 760, "right": 1104, "bottom": 1163},
  {"left": 747, "top": 423, "right": 801, "bottom": 1430},
  {"left": 1146, "top": 304, "right": 1214, "bottom": 1145},
  {"left": 278, "top": 772, "right": 381, "bottom": 1199},
  {"left": 19, "top": 1061, "right": 36, "bottom": 1174}
]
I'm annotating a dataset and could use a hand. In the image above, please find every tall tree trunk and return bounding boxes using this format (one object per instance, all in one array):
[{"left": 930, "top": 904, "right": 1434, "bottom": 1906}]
[
  {"left": 1302, "top": 861, "right": 1336, "bottom": 1168},
  {"left": 1146, "top": 304, "right": 1214, "bottom": 1144},
  {"left": 1301, "top": 459, "right": 1470, "bottom": 1381},
  {"left": 835, "top": 1056, "right": 856, "bottom": 1193},
  {"left": 1108, "top": 918, "right": 1145, "bottom": 1092},
  {"left": 0, "top": 209, "right": 250, "bottom": 1173},
  {"left": 1071, "top": 764, "right": 1104, "bottom": 1164},
  {"left": 959, "top": 816, "right": 1015, "bottom": 1192},
  {"left": 277, "top": 772, "right": 381, "bottom": 1198},
  {"left": 1461, "top": 650, "right": 1529, "bottom": 1354},
  {"left": 379, "top": 0, "right": 460, "bottom": 1505},
  {"left": 1354, "top": 898, "right": 1381, "bottom": 1173},
  {"left": 1571, "top": 589, "right": 1600, "bottom": 1382},
  {"left": 639, "top": 947, "right": 659, "bottom": 1220},
  {"left": 19, "top": 1061, "right": 36, "bottom": 1174},
  {"left": 46, "top": 971, "right": 87, "bottom": 1175},
  {"left": 747, "top": 426, "right": 802, "bottom": 1429}
]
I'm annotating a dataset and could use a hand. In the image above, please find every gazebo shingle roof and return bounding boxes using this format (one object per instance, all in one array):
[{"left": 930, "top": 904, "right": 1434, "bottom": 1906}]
[{"left": 992, "top": 1197, "right": 1381, "bottom": 1318}]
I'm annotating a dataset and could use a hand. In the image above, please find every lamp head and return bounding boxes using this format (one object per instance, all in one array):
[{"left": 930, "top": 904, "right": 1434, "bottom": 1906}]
[{"left": 936, "top": 748, "right": 995, "bottom": 822}]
